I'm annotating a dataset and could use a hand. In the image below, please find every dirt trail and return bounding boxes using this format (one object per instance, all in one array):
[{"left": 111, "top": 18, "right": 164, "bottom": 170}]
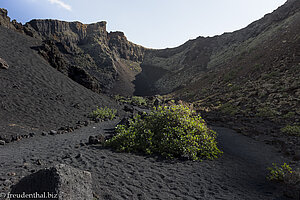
[
  {"left": 214, "top": 126, "right": 287, "bottom": 171},
  {"left": 0, "top": 121, "right": 289, "bottom": 200}
]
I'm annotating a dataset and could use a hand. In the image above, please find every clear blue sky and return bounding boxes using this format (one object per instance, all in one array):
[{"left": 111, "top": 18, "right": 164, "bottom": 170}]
[{"left": 1, "top": 0, "right": 286, "bottom": 49}]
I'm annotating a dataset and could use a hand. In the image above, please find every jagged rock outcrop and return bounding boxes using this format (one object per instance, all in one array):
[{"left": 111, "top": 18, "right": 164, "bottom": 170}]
[
  {"left": 35, "top": 40, "right": 101, "bottom": 93},
  {"left": 0, "top": 10, "right": 146, "bottom": 95},
  {"left": 108, "top": 31, "right": 145, "bottom": 62},
  {"left": 11, "top": 164, "right": 93, "bottom": 200},
  {"left": 0, "top": 8, "right": 15, "bottom": 30},
  {"left": 23, "top": 19, "right": 146, "bottom": 94}
]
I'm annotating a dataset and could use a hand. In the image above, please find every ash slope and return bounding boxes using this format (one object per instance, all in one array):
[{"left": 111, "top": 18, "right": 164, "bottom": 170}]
[{"left": 0, "top": 26, "right": 119, "bottom": 142}]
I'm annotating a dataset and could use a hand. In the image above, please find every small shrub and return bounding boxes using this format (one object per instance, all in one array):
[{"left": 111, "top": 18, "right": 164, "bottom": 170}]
[
  {"left": 131, "top": 96, "right": 147, "bottom": 106},
  {"left": 105, "top": 104, "right": 222, "bottom": 160},
  {"left": 267, "top": 163, "right": 293, "bottom": 182},
  {"left": 89, "top": 107, "right": 117, "bottom": 121},
  {"left": 220, "top": 102, "right": 239, "bottom": 116},
  {"left": 281, "top": 125, "right": 300, "bottom": 136},
  {"left": 114, "top": 94, "right": 123, "bottom": 101},
  {"left": 255, "top": 107, "right": 278, "bottom": 118},
  {"left": 223, "top": 71, "right": 236, "bottom": 82},
  {"left": 114, "top": 95, "right": 129, "bottom": 104},
  {"left": 114, "top": 95, "right": 147, "bottom": 107},
  {"left": 282, "top": 112, "right": 296, "bottom": 119}
]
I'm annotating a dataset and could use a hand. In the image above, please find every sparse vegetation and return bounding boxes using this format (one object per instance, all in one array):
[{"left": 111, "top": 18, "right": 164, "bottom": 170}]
[
  {"left": 223, "top": 71, "right": 236, "bottom": 82},
  {"left": 282, "top": 112, "right": 296, "bottom": 119},
  {"left": 267, "top": 163, "right": 293, "bottom": 182},
  {"left": 262, "top": 71, "right": 280, "bottom": 80},
  {"left": 281, "top": 125, "right": 300, "bottom": 136},
  {"left": 89, "top": 106, "right": 117, "bottom": 121},
  {"left": 228, "top": 84, "right": 241, "bottom": 92},
  {"left": 220, "top": 102, "right": 239, "bottom": 116},
  {"left": 105, "top": 104, "right": 222, "bottom": 160},
  {"left": 114, "top": 95, "right": 147, "bottom": 107},
  {"left": 255, "top": 107, "right": 278, "bottom": 118},
  {"left": 131, "top": 96, "right": 147, "bottom": 106}
]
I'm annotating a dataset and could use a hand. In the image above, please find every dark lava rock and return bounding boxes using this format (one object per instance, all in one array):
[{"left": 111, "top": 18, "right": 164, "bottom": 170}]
[
  {"left": 36, "top": 159, "right": 42, "bottom": 166},
  {"left": 29, "top": 132, "right": 35, "bottom": 137},
  {"left": 293, "top": 151, "right": 300, "bottom": 161},
  {"left": 88, "top": 134, "right": 105, "bottom": 145},
  {"left": 117, "top": 117, "right": 130, "bottom": 126},
  {"left": 41, "top": 131, "right": 47, "bottom": 136},
  {"left": 0, "top": 140, "right": 5, "bottom": 145},
  {"left": 123, "top": 104, "right": 134, "bottom": 113},
  {"left": 11, "top": 164, "right": 93, "bottom": 200},
  {"left": 284, "top": 169, "right": 300, "bottom": 199},
  {"left": 49, "top": 130, "right": 57, "bottom": 135},
  {"left": 75, "top": 153, "right": 81, "bottom": 159},
  {"left": 68, "top": 65, "right": 101, "bottom": 93},
  {"left": 3, "top": 179, "right": 12, "bottom": 186},
  {"left": 0, "top": 57, "right": 9, "bottom": 69}
]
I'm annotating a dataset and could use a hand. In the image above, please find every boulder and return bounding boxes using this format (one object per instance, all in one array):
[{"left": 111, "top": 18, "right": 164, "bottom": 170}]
[
  {"left": 0, "top": 58, "right": 9, "bottom": 69},
  {"left": 49, "top": 130, "right": 57, "bottom": 135},
  {"left": 123, "top": 104, "right": 134, "bottom": 113},
  {"left": 88, "top": 134, "right": 105, "bottom": 145},
  {"left": 11, "top": 164, "right": 93, "bottom": 200}
]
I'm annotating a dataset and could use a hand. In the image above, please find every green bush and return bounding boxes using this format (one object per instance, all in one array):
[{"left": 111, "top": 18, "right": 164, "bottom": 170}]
[
  {"left": 89, "top": 106, "right": 117, "bottom": 121},
  {"left": 114, "top": 95, "right": 147, "bottom": 106},
  {"left": 131, "top": 96, "right": 147, "bottom": 106},
  {"left": 281, "top": 125, "right": 300, "bottom": 136},
  {"left": 267, "top": 163, "right": 293, "bottom": 182},
  {"left": 105, "top": 104, "right": 222, "bottom": 160}
]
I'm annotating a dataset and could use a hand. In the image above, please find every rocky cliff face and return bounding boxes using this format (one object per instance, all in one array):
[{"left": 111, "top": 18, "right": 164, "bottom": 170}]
[
  {"left": 0, "top": 10, "right": 146, "bottom": 95},
  {"left": 24, "top": 19, "right": 146, "bottom": 94}
]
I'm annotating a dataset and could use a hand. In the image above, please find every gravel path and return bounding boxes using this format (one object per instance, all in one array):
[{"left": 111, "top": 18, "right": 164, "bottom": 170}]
[{"left": 0, "top": 121, "right": 289, "bottom": 200}]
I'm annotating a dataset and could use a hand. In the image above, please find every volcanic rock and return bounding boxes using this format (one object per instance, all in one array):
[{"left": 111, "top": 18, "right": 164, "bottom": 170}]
[
  {"left": 11, "top": 164, "right": 93, "bottom": 200},
  {"left": 88, "top": 134, "right": 105, "bottom": 145},
  {"left": 0, "top": 57, "right": 9, "bottom": 69}
]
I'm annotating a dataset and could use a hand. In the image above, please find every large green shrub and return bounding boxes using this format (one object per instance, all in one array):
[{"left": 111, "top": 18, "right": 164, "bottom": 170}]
[
  {"left": 89, "top": 106, "right": 117, "bottom": 121},
  {"left": 105, "top": 104, "right": 222, "bottom": 160}
]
